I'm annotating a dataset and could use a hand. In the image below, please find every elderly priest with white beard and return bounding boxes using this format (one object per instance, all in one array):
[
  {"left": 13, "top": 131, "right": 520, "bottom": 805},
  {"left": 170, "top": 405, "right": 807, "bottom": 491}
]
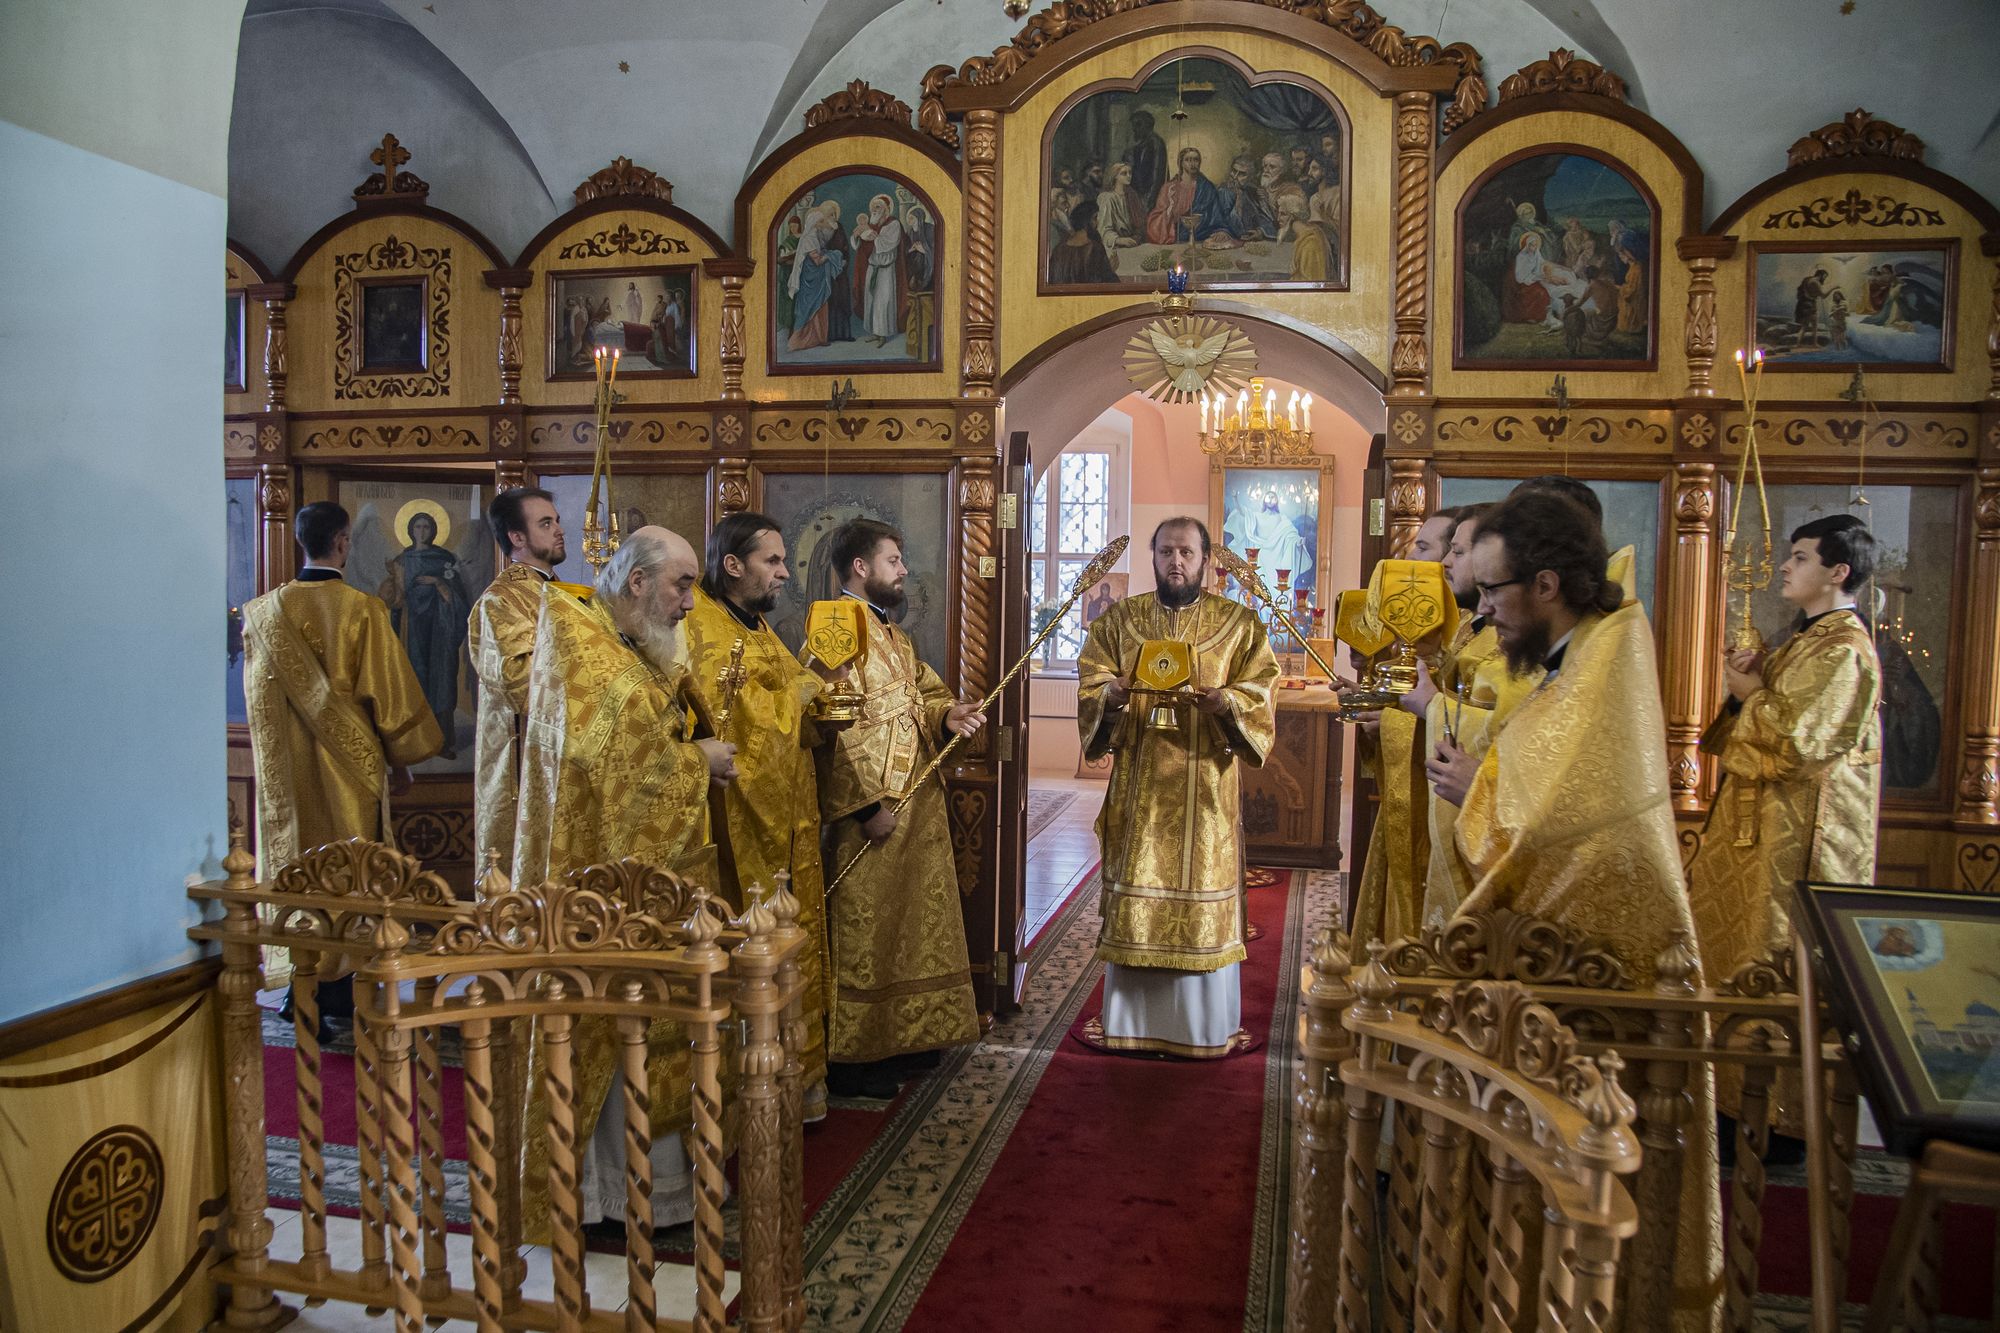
[
  {"left": 510, "top": 525, "right": 738, "bottom": 1243},
  {"left": 1076, "top": 517, "right": 1278, "bottom": 1058}
]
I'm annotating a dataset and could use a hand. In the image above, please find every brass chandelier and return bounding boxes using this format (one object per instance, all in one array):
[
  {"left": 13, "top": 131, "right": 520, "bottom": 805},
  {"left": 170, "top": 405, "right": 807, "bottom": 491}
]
[{"left": 1198, "top": 375, "right": 1315, "bottom": 464}]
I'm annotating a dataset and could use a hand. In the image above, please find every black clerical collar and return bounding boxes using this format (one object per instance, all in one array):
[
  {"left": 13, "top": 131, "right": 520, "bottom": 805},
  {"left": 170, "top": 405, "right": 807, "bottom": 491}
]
[
  {"left": 510, "top": 562, "right": 554, "bottom": 581},
  {"left": 1542, "top": 626, "right": 1577, "bottom": 677},
  {"left": 1468, "top": 613, "right": 1488, "bottom": 633},
  {"left": 841, "top": 588, "right": 891, "bottom": 623},
  {"left": 1801, "top": 605, "right": 1856, "bottom": 632},
  {"left": 720, "top": 596, "right": 762, "bottom": 630},
  {"left": 297, "top": 566, "right": 343, "bottom": 582}
]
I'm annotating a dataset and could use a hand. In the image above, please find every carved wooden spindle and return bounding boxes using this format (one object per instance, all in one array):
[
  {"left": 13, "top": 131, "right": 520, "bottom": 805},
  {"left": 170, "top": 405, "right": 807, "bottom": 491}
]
[
  {"left": 961, "top": 110, "right": 999, "bottom": 398},
  {"left": 1566, "top": 1225, "right": 1624, "bottom": 1332},
  {"left": 1677, "top": 237, "right": 1735, "bottom": 397},
  {"left": 1957, "top": 465, "right": 2000, "bottom": 823},
  {"left": 732, "top": 892, "right": 786, "bottom": 1333},
  {"left": 353, "top": 978, "right": 392, "bottom": 1295},
  {"left": 1390, "top": 91, "right": 1434, "bottom": 397},
  {"left": 1628, "top": 932, "right": 1698, "bottom": 1333},
  {"left": 1336, "top": 1078, "right": 1385, "bottom": 1333},
  {"left": 1724, "top": 1040, "right": 1776, "bottom": 1333},
  {"left": 1413, "top": 1100, "right": 1471, "bottom": 1333},
  {"left": 1827, "top": 1059, "right": 1862, "bottom": 1274},
  {"left": 458, "top": 1006, "right": 505, "bottom": 1333},
  {"left": 767, "top": 873, "right": 809, "bottom": 1328},
  {"left": 1384, "top": 1102, "right": 1423, "bottom": 1332},
  {"left": 617, "top": 1005, "right": 657, "bottom": 1330},
  {"left": 371, "top": 962, "right": 427, "bottom": 1333},
  {"left": 1538, "top": 1203, "right": 1581, "bottom": 1328},
  {"left": 540, "top": 1002, "right": 587, "bottom": 1327},
  {"left": 1386, "top": 459, "right": 1429, "bottom": 559},
  {"left": 487, "top": 271, "right": 529, "bottom": 407},
  {"left": 249, "top": 282, "right": 292, "bottom": 411},
  {"left": 491, "top": 1015, "right": 529, "bottom": 1304},
  {"left": 217, "top": 824, "right": 288, "bottom": 1330},
  {"left": 1665, "top": 463, "right": 1719, "bottom": 811},
  {"left": 291, "top": 951, "right": 331, "bottom": 1281},
  {"left": 1457, "top": 1146, "right": 1490, "bottom": 1331},
  {"left": 1480, "top": 1116, "right": 1533, "bottom": 1332},
  {"left": 713, "top": 261, "right": 750, "bottom": 401},
  {"left": 686, "top": 896, "right": 730, "bottom": 1333},
  {"left": 413, "top": 979, "right": 450, "bottom": 1303},
  {"left": 257, "top": 463, "right": 295, "bottom": 594},
  {"left": 1284, "top": 925, "right": 1354, "bottom": 1333}
]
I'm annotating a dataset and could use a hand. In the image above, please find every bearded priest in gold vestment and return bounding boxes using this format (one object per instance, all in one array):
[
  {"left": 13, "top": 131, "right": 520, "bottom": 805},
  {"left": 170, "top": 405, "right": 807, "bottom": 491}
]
[
  {"left": 1428, "top": 490, "right": 1720, "bottom": 1330},
  {"left": 1076, "top": 518, "right": 1278, "bottom": 1058},
  {"left": 513, "top": 526, "right": 739, "bottom": 1240},
  {"left": 683, "top": 512, "right": 832, "bottom": 1118},
  {"left": 468, "top": 487, "right": 569, "bottom": 878},
  {"left": 814, "top": 519, "right": 982, "bottom": 1093},
  {"left": 243, "top": 501, "right": 442, "bottom": 876},
  {"left": 1346, "top": 510, "right": 1455, "bottom": 944},
  {"left": 1691, "top": 515, "right": 1882, "bottom": 1135}
]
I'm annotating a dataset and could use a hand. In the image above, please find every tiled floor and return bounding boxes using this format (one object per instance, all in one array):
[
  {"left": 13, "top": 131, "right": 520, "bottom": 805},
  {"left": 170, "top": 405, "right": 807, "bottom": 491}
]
[
  {"left": 259, "top": 1208, "right": 739, "bottom": 1329},
  {"left": 1024, "top": 776, "right": 1106, "bottom": 945}
]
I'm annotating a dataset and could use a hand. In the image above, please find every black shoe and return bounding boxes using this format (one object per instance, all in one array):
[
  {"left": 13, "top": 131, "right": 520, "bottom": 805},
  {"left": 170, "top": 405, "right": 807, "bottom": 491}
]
[
  {"left": 827, "top": 1062, "right": 902, "bottom": 1099},
  {"left": 889, "top": 1049, "right": 943, "bottom": 1075}
]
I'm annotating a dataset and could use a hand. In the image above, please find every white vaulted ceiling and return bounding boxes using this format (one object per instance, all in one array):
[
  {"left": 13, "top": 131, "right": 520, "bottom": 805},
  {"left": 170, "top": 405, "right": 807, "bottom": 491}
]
[{"left": 229, "top": 0, "right": 2000, "bottom": 266}]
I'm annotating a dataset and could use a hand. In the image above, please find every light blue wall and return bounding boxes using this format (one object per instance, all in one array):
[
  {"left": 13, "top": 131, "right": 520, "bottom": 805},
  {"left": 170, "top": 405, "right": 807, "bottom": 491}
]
[{"left": 0, "top": 120, "right": 226, "bottom": 1022}]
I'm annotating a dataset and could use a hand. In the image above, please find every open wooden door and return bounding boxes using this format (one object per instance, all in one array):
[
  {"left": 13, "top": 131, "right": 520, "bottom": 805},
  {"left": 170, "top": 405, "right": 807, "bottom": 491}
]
[
  {"left": 991, "top": 429, "right": 1032, "bottom": 1015},
  {"left": 1344, "top": 432, "right": 1388, "bottom": 929}
]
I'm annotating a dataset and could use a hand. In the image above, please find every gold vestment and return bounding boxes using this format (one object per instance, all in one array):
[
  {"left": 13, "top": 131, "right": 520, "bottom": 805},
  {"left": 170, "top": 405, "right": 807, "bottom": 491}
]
[
  {"left": 1690, "top": 608, "right": 1881, "bottom": 1130},
  {"left": 682, "top": 588, "right": 831, "bottom": 1100},
  {"left": 1349, "top": 707, "right": 1428, "bottom": 946},
  {"left": 1076, "top": 593, "right": 1279, "bottom": 972},
  {"left": 815, "top": 605, "right": 979, "bottom": 1062},
  {"left": 1419, "top": 620, "right": 1540, "bottom": 928},
  {"left": 242, "top": 578, "right": 442, "bottom": 874},
  {"left": 1453, "top": 601, "right": 1721, "bottom": 1329},
  {"left": 467, "top": 564, "right": 549, "bottom": 878},
  {"left": 511, "top": 587, "right": 716, "bottom": 1242}
]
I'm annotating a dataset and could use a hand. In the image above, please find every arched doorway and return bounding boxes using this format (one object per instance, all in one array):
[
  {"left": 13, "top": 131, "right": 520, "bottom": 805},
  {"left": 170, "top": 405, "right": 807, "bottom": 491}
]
[{"left": 987, "top": 306, "right": 1387, "bottom": 1008}]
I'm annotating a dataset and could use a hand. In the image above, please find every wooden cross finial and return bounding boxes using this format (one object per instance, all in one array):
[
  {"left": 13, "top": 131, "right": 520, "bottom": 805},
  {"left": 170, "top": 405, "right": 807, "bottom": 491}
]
[{"left": 371, "top": 134, "right": 411, "bottom": 191}]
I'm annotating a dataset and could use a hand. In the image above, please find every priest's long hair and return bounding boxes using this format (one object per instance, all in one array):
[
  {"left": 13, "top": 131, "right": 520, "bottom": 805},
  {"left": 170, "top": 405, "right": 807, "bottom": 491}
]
[{"left": 1478, "top": 490, "right": 1621, "bottom": 616}]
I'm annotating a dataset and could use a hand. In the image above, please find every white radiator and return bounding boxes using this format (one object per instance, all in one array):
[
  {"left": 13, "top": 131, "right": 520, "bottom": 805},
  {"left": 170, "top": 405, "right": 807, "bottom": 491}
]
[{"left": 1029, "top": 675, "right": 1080, "bottom": 718}]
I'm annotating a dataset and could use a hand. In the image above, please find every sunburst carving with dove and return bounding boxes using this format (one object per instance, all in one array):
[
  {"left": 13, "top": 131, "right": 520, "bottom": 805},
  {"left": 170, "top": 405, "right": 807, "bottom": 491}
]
[{"left": 1122, "top": 315, "right": 1257, "bottom": 405}]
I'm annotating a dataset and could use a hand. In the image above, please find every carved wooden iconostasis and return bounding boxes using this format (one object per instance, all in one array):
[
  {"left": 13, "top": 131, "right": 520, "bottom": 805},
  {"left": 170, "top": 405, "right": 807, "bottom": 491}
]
[{"left": 224, "top": 3, "right": 2000, "bottom": 1046}]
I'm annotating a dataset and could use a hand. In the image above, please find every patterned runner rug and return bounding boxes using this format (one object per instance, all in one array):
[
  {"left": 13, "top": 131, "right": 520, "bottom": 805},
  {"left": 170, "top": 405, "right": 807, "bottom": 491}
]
[{"left": 1025, "top": 787, "right": 1080, "bottom": 842}]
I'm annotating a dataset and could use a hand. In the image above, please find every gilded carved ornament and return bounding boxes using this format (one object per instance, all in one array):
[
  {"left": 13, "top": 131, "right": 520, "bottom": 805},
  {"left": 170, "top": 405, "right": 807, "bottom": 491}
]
[
  {"left": 1383, "top": 907, "right": 1634, "bottom": 990},
  {"left": 803, "top": 79, "right": 913, "bottom": 129},
  {"left": 1786, "top": 108, "right": 1925, "bottom": 167},
  {"left": 353, "top": 133, "right": 430, "bottom": 201},
  {"left": 1496, "top": 48, "right": 1628, "bottom": 103},
  {"left": 915, "top": 0, "right": 1488, "bottom": 151},
  {"left": 571, "top": 156, "right": 675, "bottom": 205}
]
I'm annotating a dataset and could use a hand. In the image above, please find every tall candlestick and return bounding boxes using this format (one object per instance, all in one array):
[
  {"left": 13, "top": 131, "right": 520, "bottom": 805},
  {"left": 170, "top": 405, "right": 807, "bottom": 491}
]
[
  {"left": 1200, "top": 395, "right": 1208, "bottom": 432},
  {"left": 1287, "top": 390, "right": 1298, "bottom": 430},
  {"left": 1301, "top": 394, "right": 1311, "bottom": 431}
]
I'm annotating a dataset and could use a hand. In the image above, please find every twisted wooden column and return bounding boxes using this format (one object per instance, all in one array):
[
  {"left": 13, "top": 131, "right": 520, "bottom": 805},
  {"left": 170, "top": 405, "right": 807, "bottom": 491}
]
[
  {"left": 457, "top": 1009, "right": 505, "bottom": 1330},
  {"left": 1666, "top": 463, "right": 1719, "bottom": 811},
  {"left": 352, "top": 979, "right": 391, "bottom": 1294},
  {"left": 731, "top": 896, "right": 786, "bottom": 1333},
  {"left": 769, "top": 875, "right": 809, "bottom": 1330},
  {"left": 1629, "top": 934, "right": 1698, "bottom": 1333},
  {"left": 618, "top": 1006, "right": 657, "bottom": 1328},
  {"left": 1389, "top": 92, "right": 1434, "bottom": 398},
  {"left": 485, "top": 268, "right": 531, "bottom": 407},
  {"left": 1413, "top": 1103, "right": 1471, "bottom": 1333},
  {"left": 413, "top": 979, "right": 449, "bottom": 1303},
  {"left": 957, "top": 458, "right": 998, "bottom": 705},
  {"left": 1480, "top": 1118, "right": 1534, "bottom": 1333},
  {"left": 1336, "top": 1080, "right": 1385, "bottom": 1333},
  {"left": 1958, "top": 465, "right": 2000, "bottom": 823},
  {"left": 257, "top": 463, "right": 294, "bottom": 594},
  {"left": 1724, "top": 1036, "right": 1776, "bottom": 1332},
  {"left": 540, "top": 1002, "right": 586, "bottom": 1327},
  {"left": 1386, "top": 458, "right": 1429, "bottom": 559},
  {"left": 217, "top": 830, "right": 287, "bottom": 1330},
  {"left": 687, "top": 901, "right": 730, "bottom": 1333},
  {"left": 290, "top": 952, "right": 330, "bottom": 1281},
  {"left": 961, "top": 110, "right": 999, "bottom": 398},
  {"left": 1677, "top": 237, "right": 1736, "bottom": 398},
  {"left": 373, "top": 968, "right": 426, "bottom": 1333},
  {"left": 1284, "top": 927, "right": 1353, "bottom": 1333}
]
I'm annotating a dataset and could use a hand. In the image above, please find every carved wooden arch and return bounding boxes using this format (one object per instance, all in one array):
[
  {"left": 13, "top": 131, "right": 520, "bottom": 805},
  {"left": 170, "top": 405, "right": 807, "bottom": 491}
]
[
  {"left": 227, "top": 238, "right": 278, "bottom": 284},
  {"left": 928, "top": 0, "right": 1463, "bottom": 122},
  {"left": 730, "top": 117, "right": 962, "bottom": 256},
  {"left": 1436, "top": 92, "right": 1705, "bottom": 239},
  {"left": 1708, "top": 155, "right": 2000, "bottom": 237},
  {"left": 1034, "top": 44, "right": 1356, "bottom": 293},
  {"left": 279, "top": 201, "right": 509, "bottom": 282},
  {"left": 1448, "top": 141, "right": 1666, "bottom": 372},
  {"left": 509, "top": 194, "right": 733, "bottom": 270}
]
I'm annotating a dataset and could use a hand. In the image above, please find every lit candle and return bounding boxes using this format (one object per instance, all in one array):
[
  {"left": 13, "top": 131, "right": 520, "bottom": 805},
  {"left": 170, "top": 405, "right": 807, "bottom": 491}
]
[
  {"left": 1200, "top": 395, "right": 1208, "bottom": 432},
  {"left": 1301, "top": 394, "right": 1312, "bottom": 431},
  {"left": 1265, "top": 388, "right": 1276, "bottom": 421},
  {"left": 1237, "top": 388, "right": 1248, "bottom": 419},
  {"left": 1287, "top": 390, "right": 1299, "bottom": 430}
]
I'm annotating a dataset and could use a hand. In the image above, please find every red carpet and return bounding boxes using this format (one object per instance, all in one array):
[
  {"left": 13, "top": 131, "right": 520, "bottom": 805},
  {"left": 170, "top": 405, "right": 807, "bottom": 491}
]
[{"left": 900, "top": 873, "right": 1291, "bottom": 1332}]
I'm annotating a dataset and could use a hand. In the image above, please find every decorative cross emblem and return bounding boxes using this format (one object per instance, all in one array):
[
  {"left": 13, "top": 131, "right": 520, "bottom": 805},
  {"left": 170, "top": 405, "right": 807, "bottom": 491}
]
[{"left": 370, "top": 134, "right": 411, "bottom": 192}]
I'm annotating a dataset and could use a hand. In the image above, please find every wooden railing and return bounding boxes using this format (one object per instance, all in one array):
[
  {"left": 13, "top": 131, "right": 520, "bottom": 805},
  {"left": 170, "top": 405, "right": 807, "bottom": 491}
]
[
  {"left": 1287, "top": 909, "right": 1859, "bottom": 1333},
  {"left": 189, "top": 832, "right": 808, "bottom": 1333}
]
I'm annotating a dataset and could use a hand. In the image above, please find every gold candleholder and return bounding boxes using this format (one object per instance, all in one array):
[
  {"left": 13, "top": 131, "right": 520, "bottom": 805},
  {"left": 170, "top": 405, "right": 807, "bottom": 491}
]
[
  {"left": 1723, "top": 347, "right": 1774, "bottom": 652},
  {"left": 582, "top": 345, "right": 623, "bottom": 573}
]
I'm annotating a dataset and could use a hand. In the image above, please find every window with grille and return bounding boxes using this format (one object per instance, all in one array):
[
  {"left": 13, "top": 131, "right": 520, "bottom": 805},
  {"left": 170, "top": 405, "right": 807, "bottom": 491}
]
[{"left": 1030, "top": 446, "right": 1122, "bottom": 669}]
